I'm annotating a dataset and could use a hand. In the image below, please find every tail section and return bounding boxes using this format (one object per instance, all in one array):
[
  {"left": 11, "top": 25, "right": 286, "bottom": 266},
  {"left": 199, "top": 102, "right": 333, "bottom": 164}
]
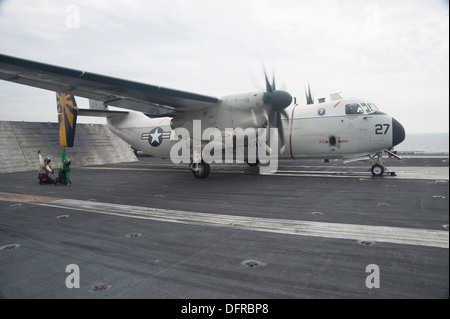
[{"left": 56, "top": 93, "right": 78, "bottom": 147}]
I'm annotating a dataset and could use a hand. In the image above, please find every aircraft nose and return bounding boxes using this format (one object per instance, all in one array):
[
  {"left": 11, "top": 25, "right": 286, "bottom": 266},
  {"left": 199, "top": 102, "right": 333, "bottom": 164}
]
[{"left": 392, "top": 118, "right": 406, "bottom": 147}]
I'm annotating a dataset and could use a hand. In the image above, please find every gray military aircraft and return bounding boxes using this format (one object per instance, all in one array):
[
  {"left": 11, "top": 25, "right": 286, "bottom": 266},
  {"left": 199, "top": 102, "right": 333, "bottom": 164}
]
[{"left": 0, "top": 54, "right": 405, "bottom": 178}]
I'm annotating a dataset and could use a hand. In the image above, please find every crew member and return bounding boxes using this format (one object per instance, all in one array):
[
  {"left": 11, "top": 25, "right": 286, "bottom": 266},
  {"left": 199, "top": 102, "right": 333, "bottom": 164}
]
[
  {"left": 38, "top": 150, "right": 55, "bottom": 184},
  {"left": 57, "top": 148, "right": 72, "bottom": 186}
]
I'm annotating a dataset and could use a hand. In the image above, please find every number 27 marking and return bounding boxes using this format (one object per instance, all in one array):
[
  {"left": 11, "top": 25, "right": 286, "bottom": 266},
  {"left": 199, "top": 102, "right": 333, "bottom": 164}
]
[{"left": 375, "top": 124, "right": 390, "bottom": 135}]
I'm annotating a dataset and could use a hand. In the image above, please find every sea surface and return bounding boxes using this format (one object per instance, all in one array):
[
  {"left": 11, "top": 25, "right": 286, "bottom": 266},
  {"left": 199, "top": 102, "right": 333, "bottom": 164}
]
[{"left": 395, "top": 133, "right": 449, "bottom": 154}]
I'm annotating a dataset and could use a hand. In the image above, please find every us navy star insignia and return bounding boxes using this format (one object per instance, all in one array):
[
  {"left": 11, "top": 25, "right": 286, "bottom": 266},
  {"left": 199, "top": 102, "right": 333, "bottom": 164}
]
[
  {"left": 141, "top": 127, "right": 170, "bottom": 147},
  {"left": 150, "top": 128, "right": 163, "bottom": 145}
]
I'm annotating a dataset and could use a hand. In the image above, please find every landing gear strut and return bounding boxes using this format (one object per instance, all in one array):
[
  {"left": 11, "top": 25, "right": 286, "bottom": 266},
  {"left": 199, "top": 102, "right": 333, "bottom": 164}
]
[
  {"left": 191, "top": 160, "right": 210, "bottom": 179},
  {"left": 368, "top": 151, "right": 398, "bottom": 177}
]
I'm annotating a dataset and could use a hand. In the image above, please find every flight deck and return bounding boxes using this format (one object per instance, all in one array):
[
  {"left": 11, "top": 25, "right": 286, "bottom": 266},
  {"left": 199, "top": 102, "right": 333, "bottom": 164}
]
[{"left": 0, "top": 155, "right": 448, "bottom": 300}]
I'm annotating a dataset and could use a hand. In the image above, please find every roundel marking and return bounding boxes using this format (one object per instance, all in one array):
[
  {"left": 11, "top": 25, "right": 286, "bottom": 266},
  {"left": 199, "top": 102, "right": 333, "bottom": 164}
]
[{"left": 149, "top": 127, "right": 163, "bottom": 147}]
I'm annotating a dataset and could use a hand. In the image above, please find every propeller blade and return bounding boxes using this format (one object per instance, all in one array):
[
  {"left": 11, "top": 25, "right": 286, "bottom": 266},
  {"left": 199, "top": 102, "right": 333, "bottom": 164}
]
[
  {"left": 250, "top": 109, "right": 258, "bottom": 126},
  {"left": 276, "top": 112, "right": 285, "bottom": 148},
  {"left": 275, "top": 112, "right": 282, "bottom": 131},
  {"left": 265, "top": 109, "right": 285, "bottom": 152},
  {"left": 265, "top": 72, "right": 273, "bottom": 92},
  {"left": 264, "top": 108, "right": 275, "bottom": 151},
  {"left": 265, "top": 143, "right": 272, "bottom": 155},
  {"left": 268, "top": 109, "right": 277, "bottom": 128},
  {"left": 306, "top": 83, "right": 314, "bottom": 105},
  {"left": 260, "top": 71, "right": 291, "bottom": 154}
]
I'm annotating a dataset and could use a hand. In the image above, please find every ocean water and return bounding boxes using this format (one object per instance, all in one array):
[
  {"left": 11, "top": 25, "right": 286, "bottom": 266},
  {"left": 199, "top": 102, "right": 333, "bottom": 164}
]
[{"left": 395, "top": 133, "right": 449, "bottom": 154}]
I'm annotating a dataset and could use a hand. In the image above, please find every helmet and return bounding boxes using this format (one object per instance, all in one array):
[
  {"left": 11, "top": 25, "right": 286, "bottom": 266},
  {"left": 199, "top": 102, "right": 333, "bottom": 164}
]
[
  {"left": 45, "top": 157, "right": 51, "bottom": 163},
  {"left": 65, "top": 159, "right": 71, "bottom": 165}
]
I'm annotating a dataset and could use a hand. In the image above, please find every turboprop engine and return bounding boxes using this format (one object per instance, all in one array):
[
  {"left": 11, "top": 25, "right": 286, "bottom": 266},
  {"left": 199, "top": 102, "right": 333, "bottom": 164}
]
[{"left": 170, "top": 73, "right": 293, "bottom": 147}]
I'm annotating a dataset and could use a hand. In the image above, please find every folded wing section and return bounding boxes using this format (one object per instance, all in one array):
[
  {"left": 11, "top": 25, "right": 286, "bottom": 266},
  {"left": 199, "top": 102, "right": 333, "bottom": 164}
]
[{"left": 0, "top": 54, "right": 221, "bottom": 116}]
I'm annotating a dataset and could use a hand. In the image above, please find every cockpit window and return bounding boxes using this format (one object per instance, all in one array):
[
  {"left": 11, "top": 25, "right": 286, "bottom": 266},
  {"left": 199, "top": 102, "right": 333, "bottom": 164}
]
[
  {"left": 368, "top": 103, "right": 379, "bottom": 112},
  {"left": 346, "top": 102, "right": 380, "bottom": 114},
  {"left": 345, "top": 103, "right": 364, "bottom": 114}
]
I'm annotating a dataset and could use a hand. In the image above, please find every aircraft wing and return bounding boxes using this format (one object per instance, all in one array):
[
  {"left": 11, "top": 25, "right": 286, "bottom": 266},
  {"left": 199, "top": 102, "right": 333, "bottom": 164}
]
[{"left": 0, "top": 54, "right": 221, "bottom": 116}]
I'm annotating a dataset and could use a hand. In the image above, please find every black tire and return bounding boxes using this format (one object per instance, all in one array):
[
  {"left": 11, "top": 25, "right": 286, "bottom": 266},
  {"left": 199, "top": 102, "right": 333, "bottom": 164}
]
[
  {"left": 371, "top": 164, "right": 385, "bottom": 176},
  {"left": 192, "top": 161, "right": 211, "bottom": 179},
  {"left": 246, "top": 159, "right": 260, "bottom": 167}
]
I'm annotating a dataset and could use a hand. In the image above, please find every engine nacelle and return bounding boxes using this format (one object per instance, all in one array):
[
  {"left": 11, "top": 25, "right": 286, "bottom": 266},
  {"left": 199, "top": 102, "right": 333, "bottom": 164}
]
[{"left": 170, "top": 92, "right": 268, "bottom": 134}]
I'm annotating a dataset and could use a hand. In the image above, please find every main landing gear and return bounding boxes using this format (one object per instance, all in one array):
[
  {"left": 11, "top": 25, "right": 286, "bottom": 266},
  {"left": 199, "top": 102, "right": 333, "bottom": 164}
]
[
  {"left": 191, "top": 160, "right": 210, "bottom": 179},
  {"left": 190, "top": 159, "right": 260, "bottom": 179},
  {"left": 368, "top": 150, "right": 401, "bottom": 177},
  {"left": 246, "top": 159, "right": 260, "bottom": 167}
]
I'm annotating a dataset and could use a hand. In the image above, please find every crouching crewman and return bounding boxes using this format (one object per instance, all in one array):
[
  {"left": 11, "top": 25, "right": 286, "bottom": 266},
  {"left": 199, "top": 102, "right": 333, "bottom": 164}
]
[{"left": 38, "top": 150, "right": 56, "bottom": 185}]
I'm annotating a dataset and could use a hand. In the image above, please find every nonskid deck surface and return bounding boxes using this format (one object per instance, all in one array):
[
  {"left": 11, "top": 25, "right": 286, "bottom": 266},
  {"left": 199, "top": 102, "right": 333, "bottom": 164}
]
[{"left": 0, "top": 156, "right": 448, "bottom": 299}]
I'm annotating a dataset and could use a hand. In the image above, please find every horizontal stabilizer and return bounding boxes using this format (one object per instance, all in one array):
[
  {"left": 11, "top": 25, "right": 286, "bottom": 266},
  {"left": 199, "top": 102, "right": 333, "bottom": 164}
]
[
  {"left": 78, "top": 109, "right": 128, "bottom": 118},
  {"left": 89, "top": 99, "right": 107, "bottom": 110}
]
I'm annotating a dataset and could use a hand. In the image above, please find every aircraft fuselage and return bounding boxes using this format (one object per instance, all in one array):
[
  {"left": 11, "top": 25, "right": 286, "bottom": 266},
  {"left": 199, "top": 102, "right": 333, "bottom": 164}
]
[{"left": 107, "top": 97, "right": 405, "bottom": 162}]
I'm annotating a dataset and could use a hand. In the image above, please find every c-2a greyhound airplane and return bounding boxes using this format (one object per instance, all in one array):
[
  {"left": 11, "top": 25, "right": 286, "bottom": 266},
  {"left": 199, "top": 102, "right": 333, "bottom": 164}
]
[{"left": 0, "top": 54, "right": 405, "bottom": 179}]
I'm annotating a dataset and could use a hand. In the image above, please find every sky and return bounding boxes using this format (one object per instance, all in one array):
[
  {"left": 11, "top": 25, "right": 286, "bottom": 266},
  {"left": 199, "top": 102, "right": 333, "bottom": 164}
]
[{"left": 0, "top": 0, "right": 448, "bottom": 134}]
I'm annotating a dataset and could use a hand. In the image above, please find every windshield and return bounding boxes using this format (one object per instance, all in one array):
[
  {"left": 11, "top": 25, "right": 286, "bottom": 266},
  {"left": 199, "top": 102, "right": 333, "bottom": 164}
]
[
  {"left": 345, "top": 103, "right": 364, "bottom": 114},
  {"left": 346, "top": 102, "right": 380, "bottom": 115},
  {"left": 367, "top": 103, "right": 379, "bottom": 112}
]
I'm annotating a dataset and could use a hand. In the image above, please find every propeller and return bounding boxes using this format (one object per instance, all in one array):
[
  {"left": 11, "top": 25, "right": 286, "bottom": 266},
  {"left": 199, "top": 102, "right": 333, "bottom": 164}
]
[
  {"left": 305, "top": 82, "right": 314, "bottom": 105},
  {"left": 262, "top": 72, "right": 292, "bottom": 151}
]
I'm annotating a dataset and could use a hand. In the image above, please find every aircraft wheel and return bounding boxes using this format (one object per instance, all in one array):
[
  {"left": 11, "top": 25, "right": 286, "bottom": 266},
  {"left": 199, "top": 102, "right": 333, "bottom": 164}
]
[
  {"left": 246, "top": 160, "right": 260, "bottom": 167},
  {"left": 371, "top": 164, "right": 385, "bottom": 176},
  {"left": 192, "top": 161, "right": 210, "bottom": 179}
]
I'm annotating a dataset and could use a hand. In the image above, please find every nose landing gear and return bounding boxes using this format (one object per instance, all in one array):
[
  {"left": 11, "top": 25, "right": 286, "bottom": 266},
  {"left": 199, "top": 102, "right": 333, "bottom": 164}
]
[
  {"left": 371, "top": 163, "right": 386, "bottom": 176},
  {"left": 368, "top": 151, "right": 400, "bottom": 177}
]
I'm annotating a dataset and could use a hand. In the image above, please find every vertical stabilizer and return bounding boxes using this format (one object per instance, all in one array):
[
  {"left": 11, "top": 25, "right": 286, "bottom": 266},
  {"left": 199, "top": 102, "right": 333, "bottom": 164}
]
[{"left": 56, "top": 93, "right": 78, "bottom": 147}]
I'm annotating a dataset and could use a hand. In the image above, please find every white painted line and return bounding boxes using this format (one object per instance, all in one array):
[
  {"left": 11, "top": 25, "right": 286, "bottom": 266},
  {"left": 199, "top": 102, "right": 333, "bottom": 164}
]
[
  {"left": 40, "top": 199, "right": 449, "bottom": 249},
  {"left": 389, "top": 167, "right": 449, "bottom": 180},
  {"left": 80, "top": 166, "right": 449, "bottom": 180}
]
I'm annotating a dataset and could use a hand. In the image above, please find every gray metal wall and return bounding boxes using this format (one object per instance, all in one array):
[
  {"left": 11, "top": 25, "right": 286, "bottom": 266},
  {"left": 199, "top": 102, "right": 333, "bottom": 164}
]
[{"left": 0, "top": 121, "right": 137, "bottom": 174}]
